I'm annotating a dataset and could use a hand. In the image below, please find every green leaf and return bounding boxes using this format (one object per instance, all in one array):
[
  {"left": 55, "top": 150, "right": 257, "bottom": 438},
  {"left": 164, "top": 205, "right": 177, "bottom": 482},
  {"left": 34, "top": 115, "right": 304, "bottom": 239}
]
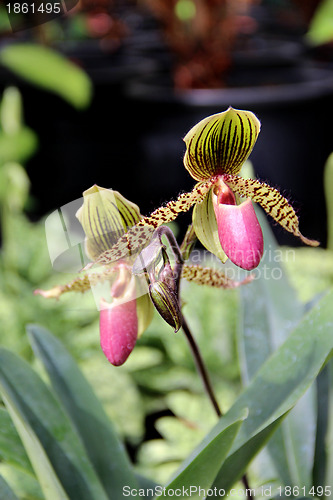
[
  {"left": 0, "top": 407, "right": 33, "bottom": 473},
  {"left": 0, "top": 44, "right": 92, "bottom": 109},
  {"left": 239, "top": 209, "right": 316, "bottom": 487},
  {"left": 215, "top": 287, "right": 333, "bottom": 489},
  {"left": 76, "top": 185, "right": 142, "bottom": 260},
  {"left": 213, "top": 415, "right": 286, "bottom": 491},
  {"left": 27, "top": 324, "right": 139, "bottom": 496},
  {"left": 0, "top": 473, "right": 19, "bottom": 500},
  {"left": 0, "top": 348, "right": 109, "bottom": 500},
  {"left": 0, "top": 87, "right": 22, "bottom": 135},
  {"left": 192, "top": 187, "right": 228, "bottom": 263},
  {"left": 183, "top": 107, "right": 261, "bottom": 180},
  {"left": 164, "top": 411, "right": 245, "bottom": 499}
]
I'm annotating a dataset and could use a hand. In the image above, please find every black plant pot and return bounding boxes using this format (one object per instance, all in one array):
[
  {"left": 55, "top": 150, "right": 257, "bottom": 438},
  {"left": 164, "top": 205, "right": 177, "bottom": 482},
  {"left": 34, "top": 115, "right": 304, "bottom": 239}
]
[{"left": 126, "top": 62, "right": 333, "bottom": 246}]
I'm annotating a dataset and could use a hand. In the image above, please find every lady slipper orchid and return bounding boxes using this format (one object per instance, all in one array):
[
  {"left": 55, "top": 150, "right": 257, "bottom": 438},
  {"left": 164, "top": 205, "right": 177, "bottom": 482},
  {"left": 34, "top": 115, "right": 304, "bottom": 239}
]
[{"left": 92, "top": 107, "right": 318, "bottom": 270}]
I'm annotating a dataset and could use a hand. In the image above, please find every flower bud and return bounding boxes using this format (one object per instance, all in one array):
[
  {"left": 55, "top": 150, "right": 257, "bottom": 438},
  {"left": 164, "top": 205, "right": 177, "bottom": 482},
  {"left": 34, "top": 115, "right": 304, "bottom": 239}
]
[
  {"left": 149, "top": 281, "right": 182, "bottom": 332},
  {"left": 99, "top": 298, "right": 138, "bottom": 366}
]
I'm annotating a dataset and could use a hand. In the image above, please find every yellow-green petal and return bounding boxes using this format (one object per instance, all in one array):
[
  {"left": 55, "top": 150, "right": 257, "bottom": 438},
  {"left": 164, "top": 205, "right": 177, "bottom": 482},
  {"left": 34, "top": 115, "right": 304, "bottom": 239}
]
[
  {"left": 76, "top": 185, "right": 142, "bottom": 260},
  {"left": 223, "top": 174, "right": 320, "bottom": 247},
  {"left": 192, "top": 187, "right": 228, "bottom": 263},
  {"left": 183, "top": 107, "right": 261, "bottom": 181}
]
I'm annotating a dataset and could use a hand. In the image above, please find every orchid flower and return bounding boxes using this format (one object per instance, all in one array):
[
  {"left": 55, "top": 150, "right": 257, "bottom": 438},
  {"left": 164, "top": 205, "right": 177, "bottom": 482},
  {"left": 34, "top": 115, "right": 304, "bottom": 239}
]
[
  {"left": 92, "top": 107, "right": 318, "bottom": 270},
  {"left": 36, "top": 184, "right": 249, "bottom": 366}
]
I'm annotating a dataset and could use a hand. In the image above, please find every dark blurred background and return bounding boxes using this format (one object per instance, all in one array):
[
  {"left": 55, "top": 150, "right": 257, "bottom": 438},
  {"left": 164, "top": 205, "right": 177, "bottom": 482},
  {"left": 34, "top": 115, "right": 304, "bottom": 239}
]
[{"left": 1, "top": 0, "right": 333, "bottom": 246}]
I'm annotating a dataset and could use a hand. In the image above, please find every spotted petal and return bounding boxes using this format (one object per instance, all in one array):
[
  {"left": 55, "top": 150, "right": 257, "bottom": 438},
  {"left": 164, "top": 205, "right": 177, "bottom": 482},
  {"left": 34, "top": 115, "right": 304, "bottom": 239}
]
[
  {"left": 183, "top": 107, "right": 260, "bottom": 181},
  {"left": 223, "top": 175, "right": 319, "bottom": 247},
  {"left": 94, "top": 178, "right": 217, "bottom": 266},
  {"left": 76, "top": 185, "right": 142, "bottom": 260}
]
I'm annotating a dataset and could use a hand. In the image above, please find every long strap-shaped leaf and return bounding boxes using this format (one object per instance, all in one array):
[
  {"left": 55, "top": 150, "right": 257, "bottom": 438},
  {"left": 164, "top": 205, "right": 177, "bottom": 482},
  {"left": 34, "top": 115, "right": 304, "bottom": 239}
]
[
  {"left": 94, "top": 178, "right": 217, "bottom": 265},
  {"left": 223, "top": 174, "right": 319, "bottom": 246},
  {"left": 182, "top": 264, "right": 253, "bottom": 288}
]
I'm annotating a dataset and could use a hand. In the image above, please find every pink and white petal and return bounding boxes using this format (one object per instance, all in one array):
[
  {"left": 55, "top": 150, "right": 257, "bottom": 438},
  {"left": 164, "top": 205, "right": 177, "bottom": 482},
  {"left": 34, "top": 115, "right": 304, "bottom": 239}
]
[
  {"left": 214, "top": 198, "right": 264, "bottom": 270},
  {"left": 223, "top": 175, "right": 320, "bottom": 247}
]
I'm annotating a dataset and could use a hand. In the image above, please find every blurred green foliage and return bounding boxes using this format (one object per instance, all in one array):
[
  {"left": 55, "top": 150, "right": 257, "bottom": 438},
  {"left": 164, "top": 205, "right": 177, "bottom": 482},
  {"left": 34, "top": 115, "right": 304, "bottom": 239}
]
[{"left": 0, "top": 86, "right": 332, "bottom": 496}]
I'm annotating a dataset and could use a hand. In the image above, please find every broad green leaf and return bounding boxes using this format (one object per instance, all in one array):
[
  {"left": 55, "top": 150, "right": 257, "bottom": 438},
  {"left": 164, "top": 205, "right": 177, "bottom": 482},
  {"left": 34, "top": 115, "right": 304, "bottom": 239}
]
[
  {"left": 0, "top": 44, "right": 92, "bottom": 109},
  {"left": 326, "top": 360, "right": 333, "bottom": 487},
  {"left": 27, "top": 324, "right": 139, "bottom": 496},
  {"left": 324, "top": 152, "right": 333, "bottom": 251},
  {"left": 307, "top": 0, "right": 333, "bottom": 46},
  {"left": 239, "top": 209, "right": 316, "bottom": 487},
  {"left": 0, "top": 407, "right": 32, "bottom": 473},
  {"left": 0, "top": 348, "right": 109, "bottom": 500},
  {"left": 0, "top": 473, "right": 19, "bottom": 500},
  {"left": 164, "top": 412, "right": 245, "bottom": 499},
  {"left": 76, "top": 185, "right": 142, "bottom": 260},
  {"left": 0, "top": 128, "right": 37, "bottom": 165},
  {"left": 0, "top": 87, "right": 22, "bottom": 135},
  {"left": 181, "top": 287, "right": 333, "bottom": 491},
  {"left": 224, "top": 174, "right": 319, "bottom": 247},
  {"left": 183, "top": 107, "right": 260, "bottom": 180},
  {"left": 213, "top": 415, "right": 286, "bottom": 491}
]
